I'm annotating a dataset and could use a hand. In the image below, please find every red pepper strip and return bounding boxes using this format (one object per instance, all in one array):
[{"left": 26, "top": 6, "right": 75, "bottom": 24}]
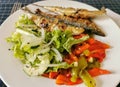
[
  {"left": 73, "top": 34, "right": 87, "bottom": 39},
  {"left": 63, "top": 53, "right": 78, "bottom": 64},
  {"left": 66, "top": 78, "right": 83, "bottom": 85},
  {"left": 69, "top": 53, "right": 78, "bottom": 61},
  {"left": 87, "top": 38, "right": 95, "bottom": 44},
  {"left": 88, "top": 40, "right": 110, "bottom": 51},
  {"left": 56, "top": 74, "right": 82, "bottom": 85},
  {"left": 74, "top": 43, "right": 90, "bottom": 55},
  {"left": 63, "top": 55, "right": 73, "bottom": 64},
  {"left": 96, "top": 40, "right": 110, "bottom": 49},
  {"left": 42, "top": 73, "right": 49, "bottom": 78},
  {"left": 90, "top": 49, "right": 106, "bottom": 62},
  {"left": 66, "top": 72, "right": 71, "bottom": 78},
  {"left": 49, "top": 72, "right": 59, "bottom": 79},
  {"left": 88, "top": 38, "right": 110, "bottom": 49},
  {"left": 88, "top": 68, "right": 111, "bottom": 77},
  {"left": 64, "top": 58, "right": 73, "bottom": 64},
  {"left": 56, "top": 74, "right": 68, "bottom": 85}
]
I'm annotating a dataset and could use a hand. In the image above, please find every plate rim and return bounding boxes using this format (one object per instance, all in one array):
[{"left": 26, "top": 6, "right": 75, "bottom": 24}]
[{"left": 0, "top": 0, "right": 120, "bottom": 87}]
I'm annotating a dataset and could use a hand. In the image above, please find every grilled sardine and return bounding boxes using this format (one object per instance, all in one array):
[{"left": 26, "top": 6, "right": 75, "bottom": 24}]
[
  {"left": 35, "top": 8, "right": 105, "bottom": 36},
  {"left": 32, "top": 4, "right": 106, "bottom": 19},
  {"left": 22, "top": 7, "right": 84, "bottom": 35},
  {"left": 22, "top": 7, "right": 105, "bottom": 36}
]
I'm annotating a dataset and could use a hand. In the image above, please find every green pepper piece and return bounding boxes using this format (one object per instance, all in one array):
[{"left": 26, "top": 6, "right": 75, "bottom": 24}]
[
  {"left": 71, "top": 56, "right": 88, "bottom": 82},
  {"left": 79, "top": 70, "right": 96, "bottom": 87}
]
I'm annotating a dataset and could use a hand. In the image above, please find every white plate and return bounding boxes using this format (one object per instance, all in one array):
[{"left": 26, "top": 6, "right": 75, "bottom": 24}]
[{"left": 0, "top": 0, "right": 120, "bottom": 87}]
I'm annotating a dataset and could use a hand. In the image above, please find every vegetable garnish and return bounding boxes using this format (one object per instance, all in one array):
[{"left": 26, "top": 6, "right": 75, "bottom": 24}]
[{"left": 6, "top": 6, "right": 110, "bottom": 87}]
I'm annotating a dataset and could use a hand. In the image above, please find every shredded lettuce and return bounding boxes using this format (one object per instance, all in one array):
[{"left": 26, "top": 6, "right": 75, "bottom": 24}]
[
  {"left": 6, "top": 32, "right": 21, "bottom": 43},
  {"left": 6, "top": 14, "right": 98, "bottom": 87},
  {"left": 45, "top": 29, "right": 72, "bottom": 52},
  {"left": 15, "top": 14, "right": 41, "bottom": 36},
  {"left": 52, "top": 62, "right": 74, "bottom": 72},
  {"left": 51, "top": 47, "right": 63, "bottom": 62},
  {"left": 6, "top": 32, "right": 26, "bottom": 59},
  {"left": 16, "top": 14, "right": 34, "bottom": 25},
  {"left": 51, "top": 29, "right": 61, "bottom": 49},
  {"left": 24, "top": 53, "right": 50, "bottom": 76},
  {"left": 46, "top": 62, "right": 75, "bottom": 73}
]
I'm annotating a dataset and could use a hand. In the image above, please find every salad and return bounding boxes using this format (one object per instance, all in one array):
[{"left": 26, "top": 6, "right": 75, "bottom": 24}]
[{"left": 6, "top": 6, "right": 111, "bottom": 87}]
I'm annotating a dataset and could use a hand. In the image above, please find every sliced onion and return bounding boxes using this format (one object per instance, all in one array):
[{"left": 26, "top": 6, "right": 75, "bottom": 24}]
[
  {"left": 51, "top": 47, "right": 62, "bottom": 62},
  {"left": 40, "top": 28, "right": 45, "bottom": 40}
]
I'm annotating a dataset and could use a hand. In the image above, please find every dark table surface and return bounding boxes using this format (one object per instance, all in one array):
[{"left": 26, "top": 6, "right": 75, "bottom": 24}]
[{"left": 0, "top": 0, "right": 120, "bottom": 87}]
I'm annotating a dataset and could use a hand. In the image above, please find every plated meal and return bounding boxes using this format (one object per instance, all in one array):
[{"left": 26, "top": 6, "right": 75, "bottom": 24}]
[
  {"left": 6, "top": 3, "right": 111, "bottom": 87},
  {"left": 0, "top": 0, "right": 120, "bottom": 87}
]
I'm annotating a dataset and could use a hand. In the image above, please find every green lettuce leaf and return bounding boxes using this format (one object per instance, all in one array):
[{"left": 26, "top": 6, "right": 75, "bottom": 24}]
[
  {"left": 63, "top": 35, "right": 89, "bottom": 53},
  {"left": 45, "top": 29, "right": 72, "bottom": 52},
  {"left": 15, "top": 14, "right": 34, "bottom": 26},
  {"left": 15, "top": 14, "right": 41, "bottom": 37},
  {"left": 6, "top": 32, "right": 26, "bottom": 59}
]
